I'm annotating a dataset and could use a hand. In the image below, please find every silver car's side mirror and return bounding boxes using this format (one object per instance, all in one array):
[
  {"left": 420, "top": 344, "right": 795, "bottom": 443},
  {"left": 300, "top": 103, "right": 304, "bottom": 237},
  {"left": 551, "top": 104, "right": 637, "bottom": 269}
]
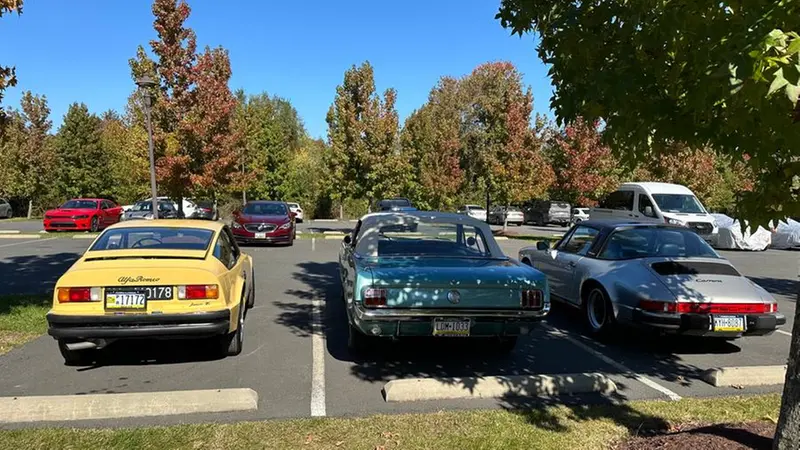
[
  {"left": 343, "top": 235, "right": 352, "bottom": 245},
  {"left": 536, "top": 241, "right": 550, "bottom": 251}
]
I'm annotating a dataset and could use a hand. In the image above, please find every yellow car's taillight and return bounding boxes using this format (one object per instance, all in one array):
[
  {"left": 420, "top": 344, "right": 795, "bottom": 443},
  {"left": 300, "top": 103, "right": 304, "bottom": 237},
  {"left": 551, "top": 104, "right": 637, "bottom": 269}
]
[
  {"left": 57, "top": 287, "right": 101, "bottom": 303},
  {"left": 177, "top": 284, "right": 219, "bottom": 300}
]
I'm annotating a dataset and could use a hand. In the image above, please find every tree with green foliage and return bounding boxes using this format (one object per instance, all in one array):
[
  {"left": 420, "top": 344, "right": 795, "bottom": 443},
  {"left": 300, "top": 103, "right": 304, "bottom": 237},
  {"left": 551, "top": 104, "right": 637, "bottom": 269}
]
[
  {"left": 0, "top": 92, "right": 58, "bottom": 215},
  {"left": 401, "top": 77, "right": 465, "bottom": 211},
  {"left": 281, "top": 137, "right": 334, "bottom": 219},
  {"left": 0, "top": 0, "right": 23, "bottom": 130},
  {"left": 100, "top": 110, "right": 150, "bottom": 204},
  {"left": 326, "top": 62, "right": 407, "bottom": 216},
  {"left": 56, "top": 103, "right": 112, "bottom": 199},
  {"left": 235, "top": 91, "right": 305, "bottom": 201},
  {"left": 461, "top": 62, "right": 553, "bottom": 228},
  {"left": 497, "top": 1, "right": 799, "bottom": 446}
]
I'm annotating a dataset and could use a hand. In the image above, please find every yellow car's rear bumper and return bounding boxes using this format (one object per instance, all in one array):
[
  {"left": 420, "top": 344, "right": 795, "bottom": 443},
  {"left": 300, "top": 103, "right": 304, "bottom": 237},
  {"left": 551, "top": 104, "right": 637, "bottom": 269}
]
[{"left": 46, "top": 310, "right": 230, "bottom": 340}]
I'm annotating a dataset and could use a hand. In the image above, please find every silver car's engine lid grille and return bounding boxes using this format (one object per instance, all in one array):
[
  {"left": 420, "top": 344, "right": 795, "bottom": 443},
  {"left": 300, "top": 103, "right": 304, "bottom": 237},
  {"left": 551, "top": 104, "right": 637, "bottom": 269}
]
[{"left": 650, "top": 261, "right": 740, "bottom": 277}]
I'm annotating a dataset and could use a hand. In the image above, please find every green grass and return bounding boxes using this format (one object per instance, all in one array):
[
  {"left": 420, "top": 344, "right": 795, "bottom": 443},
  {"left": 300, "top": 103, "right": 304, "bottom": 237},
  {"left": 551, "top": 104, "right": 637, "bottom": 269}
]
[
  {"left": 0, "top": 394, "right": 780, "bottom": 450},
  {"left": 0, "top": 294, "right": 51, "bottom": 354}
]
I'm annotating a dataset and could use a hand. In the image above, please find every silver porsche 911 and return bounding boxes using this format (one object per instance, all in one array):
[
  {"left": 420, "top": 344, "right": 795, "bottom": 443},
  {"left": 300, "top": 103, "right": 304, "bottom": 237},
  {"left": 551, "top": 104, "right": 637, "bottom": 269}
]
[{"left": 518, "top": 220, "right": 786, "bottom": 339}]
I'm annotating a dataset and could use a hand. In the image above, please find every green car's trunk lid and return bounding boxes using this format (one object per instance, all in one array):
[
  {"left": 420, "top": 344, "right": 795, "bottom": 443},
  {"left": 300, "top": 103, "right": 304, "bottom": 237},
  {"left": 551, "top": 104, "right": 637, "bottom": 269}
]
[{"left": 365, "top": 257, "right": 541, "bottom": 309}]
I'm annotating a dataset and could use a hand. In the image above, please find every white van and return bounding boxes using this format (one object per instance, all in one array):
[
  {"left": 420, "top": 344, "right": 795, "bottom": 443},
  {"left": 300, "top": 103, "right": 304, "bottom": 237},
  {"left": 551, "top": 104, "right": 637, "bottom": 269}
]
[{"left": 590, "top": 182, "right": 718, "bottom": 242}]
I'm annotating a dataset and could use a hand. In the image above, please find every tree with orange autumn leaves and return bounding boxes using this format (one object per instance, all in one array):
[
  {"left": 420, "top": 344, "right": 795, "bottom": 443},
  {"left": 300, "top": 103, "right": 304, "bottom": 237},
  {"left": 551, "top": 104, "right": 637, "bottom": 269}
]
[{"left": 128, "top": 0, "right": 240, "bottom": 210}]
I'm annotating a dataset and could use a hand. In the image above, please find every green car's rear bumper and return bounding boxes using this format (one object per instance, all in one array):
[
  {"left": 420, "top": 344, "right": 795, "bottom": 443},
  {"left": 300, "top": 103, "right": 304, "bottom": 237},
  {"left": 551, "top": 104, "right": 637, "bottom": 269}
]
[{"left": 351, "top": 304, "right": 548, "bottom": 338}]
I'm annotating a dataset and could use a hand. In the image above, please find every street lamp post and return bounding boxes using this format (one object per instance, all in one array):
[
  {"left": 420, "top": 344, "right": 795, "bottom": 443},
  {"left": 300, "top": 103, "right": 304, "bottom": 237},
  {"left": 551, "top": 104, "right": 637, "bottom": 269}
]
[{"left": 136, "top": 76, "right": 159, "bottom": 219}]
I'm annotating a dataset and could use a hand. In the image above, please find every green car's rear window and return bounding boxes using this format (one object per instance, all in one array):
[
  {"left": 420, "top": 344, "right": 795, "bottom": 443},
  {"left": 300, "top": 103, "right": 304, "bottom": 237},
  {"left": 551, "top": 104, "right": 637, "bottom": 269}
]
[{"left": 369, "top": 222, "right": 491, "bottom": 257}]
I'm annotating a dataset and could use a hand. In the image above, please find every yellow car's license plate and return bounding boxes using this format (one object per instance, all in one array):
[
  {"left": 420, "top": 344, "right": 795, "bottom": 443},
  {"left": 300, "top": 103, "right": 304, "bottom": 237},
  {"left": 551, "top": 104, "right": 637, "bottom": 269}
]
[{"left": 106, "top": 293, "right": 146, "bottom": 309}]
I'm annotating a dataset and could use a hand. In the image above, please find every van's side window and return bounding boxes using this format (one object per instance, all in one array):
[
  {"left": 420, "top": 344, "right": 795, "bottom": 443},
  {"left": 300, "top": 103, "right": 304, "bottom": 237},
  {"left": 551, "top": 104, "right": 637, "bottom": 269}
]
[
  {"left": 638, "top": 195, "right": 656, "bottom": 217},
  {"left": 599, "top": 191, "right": 634, "bottom": 211}
]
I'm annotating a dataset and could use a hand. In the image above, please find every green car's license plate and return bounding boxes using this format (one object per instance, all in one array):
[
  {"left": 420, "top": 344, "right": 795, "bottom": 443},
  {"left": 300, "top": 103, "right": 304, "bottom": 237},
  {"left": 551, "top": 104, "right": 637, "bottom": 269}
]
[{"left": 433, "top": 319, "right": 470, "bottom": 337}]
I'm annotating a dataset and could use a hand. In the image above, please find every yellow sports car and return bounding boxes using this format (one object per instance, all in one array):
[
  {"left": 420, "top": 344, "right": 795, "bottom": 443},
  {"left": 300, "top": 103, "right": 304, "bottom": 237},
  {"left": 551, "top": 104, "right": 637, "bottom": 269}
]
[{"left": 46, "top": 220, "right": 254, "bottom": 365}]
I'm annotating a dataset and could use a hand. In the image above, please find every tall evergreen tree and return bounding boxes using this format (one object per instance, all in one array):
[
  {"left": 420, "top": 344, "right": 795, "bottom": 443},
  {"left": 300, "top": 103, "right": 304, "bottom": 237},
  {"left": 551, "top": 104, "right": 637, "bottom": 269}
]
[
  {"left": 56, "top": 103, "right": 111, "bottom": 199},
  {"left": 326, "top": 61, "right": 406, "bottom": 214}
]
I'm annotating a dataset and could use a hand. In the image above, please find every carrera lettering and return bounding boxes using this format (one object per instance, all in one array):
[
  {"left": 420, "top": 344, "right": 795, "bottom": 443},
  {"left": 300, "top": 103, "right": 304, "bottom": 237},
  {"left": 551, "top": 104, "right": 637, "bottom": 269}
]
[{"left": 118, "top": 276, "right": 160, "bottom": 285}]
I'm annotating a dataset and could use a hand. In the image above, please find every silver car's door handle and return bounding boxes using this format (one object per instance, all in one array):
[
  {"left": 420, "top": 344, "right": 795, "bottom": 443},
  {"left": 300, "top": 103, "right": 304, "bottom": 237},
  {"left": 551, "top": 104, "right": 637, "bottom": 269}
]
[{"left": 567, "top": 261, "right": 577, "bottom": 267}]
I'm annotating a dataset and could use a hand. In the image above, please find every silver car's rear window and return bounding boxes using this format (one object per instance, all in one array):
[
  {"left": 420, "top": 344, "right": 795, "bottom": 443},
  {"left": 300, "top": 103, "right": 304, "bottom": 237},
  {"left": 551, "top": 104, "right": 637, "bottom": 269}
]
[{"left": 599, "top": 227, "right": 718, "bottom": 260}]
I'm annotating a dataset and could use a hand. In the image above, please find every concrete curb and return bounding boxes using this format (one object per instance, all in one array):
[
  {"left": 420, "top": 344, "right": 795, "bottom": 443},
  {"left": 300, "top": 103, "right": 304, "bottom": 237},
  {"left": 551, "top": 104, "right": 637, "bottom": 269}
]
[
  {"left": 72, "top": 234, "right": 99, "bottom": 239},
  {"left": 0, "top": 234, "right": 41, "bottom": 239},
  {"left": 0, "top": 230, "right": 20, "bottom": 234},
  {"left": 313, "top": 219, "right": 338, "bottom": 223},
  {"left": 0, "top": 388, "right": 258, "bottom": 423},
  {"left": 383, "top": 373, "right": 616, "bottom": 402},
  {"left": 495, "top": 236, "right": 509, "bottom": 241},
  {"left": 325, "top": 235, "right": 345, "bottom": 240},
  {"left": 323, "top": 231, "right": 346, "bottom": 235},
  {"left": 702, "top": 365, "right": 788, "bottom": 387}
]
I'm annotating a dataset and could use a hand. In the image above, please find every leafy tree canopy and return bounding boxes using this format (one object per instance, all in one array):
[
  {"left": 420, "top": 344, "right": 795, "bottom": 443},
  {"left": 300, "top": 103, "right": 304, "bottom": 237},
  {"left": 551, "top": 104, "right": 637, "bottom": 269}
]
[{"left": 497, "top": 0, "right": 800, "bottom": 224}]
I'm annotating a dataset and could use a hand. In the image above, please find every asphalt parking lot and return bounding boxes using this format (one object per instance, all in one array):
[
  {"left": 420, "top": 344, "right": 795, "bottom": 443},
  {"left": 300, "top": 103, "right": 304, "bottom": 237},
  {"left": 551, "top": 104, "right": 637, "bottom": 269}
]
[{"left": 0, "top": 235, "right": 795, "bottom": 428}]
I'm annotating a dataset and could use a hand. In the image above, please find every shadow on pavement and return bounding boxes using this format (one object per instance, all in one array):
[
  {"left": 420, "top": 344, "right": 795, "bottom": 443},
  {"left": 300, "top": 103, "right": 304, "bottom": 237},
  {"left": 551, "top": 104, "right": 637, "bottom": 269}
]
[
  {"left": 749, "top": 276, "right": 798, "bottom": 299},
  {"left": 69, "top": 338, "right": 225, "bottom": 371},
  {"left": 277, "top": 261, "right": 340, "bottom": 338},
  {"left": 0, "top": 252, "right": 81, "bottom": 295}
]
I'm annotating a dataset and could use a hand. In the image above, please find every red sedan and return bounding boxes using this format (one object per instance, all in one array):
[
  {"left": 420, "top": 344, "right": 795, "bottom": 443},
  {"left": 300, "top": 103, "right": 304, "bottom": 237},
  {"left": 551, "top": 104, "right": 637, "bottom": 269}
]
[
  {"left": 43, "top": 198, "right": 123, "bottom": 232},
  {"left": 231, "top": 201, "right": 296, "bottom": 246}
]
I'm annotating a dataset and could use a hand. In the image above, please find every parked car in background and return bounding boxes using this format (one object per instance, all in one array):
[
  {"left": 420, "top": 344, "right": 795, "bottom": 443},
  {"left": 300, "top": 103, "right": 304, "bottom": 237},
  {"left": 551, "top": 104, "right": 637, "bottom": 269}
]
[
  {"left": 44, "top": 199, "right": 122, "bottom": 232},
  {"left": 191, "top": 200, "right": 219, "bottom": 221},
  {"left": 46, "top": 220, "right": 254, "bottom": 365},
  {"left": 339, "top": 211, "right": 549, "bottom": 353},
  {"left": 0, "top": 198, "right": 12, "bottom": 218},
  {"left": 571, "top": 208, "right": 590, "bottom": 224},
  {"left": 590, "top": 182, "right": 718, "bottom": 243},
  {"left": 377, "top": 198, "right": 416, "bottom": 212},
  {"left": 286, "top": 202, "right": 304, "bottom": 222},
  {"left": 129, "top": 197, "right": 196, "bottom": 218},
  {"left": 122, "top": 200, "right": 181, "bottom": 221},
  {"left": 231, "top": 200, "right": 295, "bottom": 246},
  {"left": 523, "top": 200, "right": 571, "bottom": 226},
  {"left": 519, "top": 220, "right": 784, "bottom": 339},
  {"left": 488, "top": 206, "right": 524, "bottom": 226},
  {"left": 456, "top": 204, "right": 487, "bottom": 222}
]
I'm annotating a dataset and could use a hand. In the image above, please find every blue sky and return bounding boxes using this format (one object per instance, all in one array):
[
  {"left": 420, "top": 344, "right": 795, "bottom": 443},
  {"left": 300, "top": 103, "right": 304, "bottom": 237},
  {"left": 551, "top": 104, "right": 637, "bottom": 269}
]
[{"left": 2, "top": 1, "right": 552, "bottom": 139}]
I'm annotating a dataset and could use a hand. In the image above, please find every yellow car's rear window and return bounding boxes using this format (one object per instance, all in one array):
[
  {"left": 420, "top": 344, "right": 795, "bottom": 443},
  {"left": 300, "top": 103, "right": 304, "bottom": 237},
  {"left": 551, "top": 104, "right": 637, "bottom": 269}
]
[{"left": 91, "top": 227, "right": 214, "bottom": 251}]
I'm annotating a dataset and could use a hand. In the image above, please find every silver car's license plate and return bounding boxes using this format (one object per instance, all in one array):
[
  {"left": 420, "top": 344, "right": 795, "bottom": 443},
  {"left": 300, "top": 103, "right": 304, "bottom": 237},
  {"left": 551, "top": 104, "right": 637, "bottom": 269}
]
[
  {"left": 432, "top": 319, "right": 470, "bottom": 337},
  {"left": 713, "top": 315, "right": 745, "bottom": 332}
]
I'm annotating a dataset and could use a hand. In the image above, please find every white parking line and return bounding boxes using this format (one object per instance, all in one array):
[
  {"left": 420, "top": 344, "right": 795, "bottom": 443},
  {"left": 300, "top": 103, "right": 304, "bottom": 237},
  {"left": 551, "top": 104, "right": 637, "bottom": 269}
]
[
  {"left": 776, "top": 329, "right": 792, "bottom": 337},
  {"left": 310, "top": 298, "right": 326, "bottom": 417},
  {"left": 544, "top": 324, "right": 683, "bottom": 401},
  {"left": 312, "top": 237, "right": 316, "bottom": 252},
  {"left": 0, "top": 237, "right": 55, "bottom": 248}
]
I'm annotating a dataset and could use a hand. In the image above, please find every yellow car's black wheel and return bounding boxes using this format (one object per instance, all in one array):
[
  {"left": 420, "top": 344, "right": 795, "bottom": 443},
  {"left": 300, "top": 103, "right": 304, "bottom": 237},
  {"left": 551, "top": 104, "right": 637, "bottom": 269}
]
[
  {"left": 58, "top": 340, "right": 93, "bottom": 366},
  {"left": 220, "top": 302, "right": 245, "bottom": 357}
]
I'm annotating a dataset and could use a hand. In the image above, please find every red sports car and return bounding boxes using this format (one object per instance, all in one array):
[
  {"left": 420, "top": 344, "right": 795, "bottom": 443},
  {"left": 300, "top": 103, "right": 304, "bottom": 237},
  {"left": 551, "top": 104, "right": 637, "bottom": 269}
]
[
  {"left": 43, "top": 198, "right": 123, "bottom": 232},
  {"left": 231, "top": 200, "right": 296, "bottom": 245}
]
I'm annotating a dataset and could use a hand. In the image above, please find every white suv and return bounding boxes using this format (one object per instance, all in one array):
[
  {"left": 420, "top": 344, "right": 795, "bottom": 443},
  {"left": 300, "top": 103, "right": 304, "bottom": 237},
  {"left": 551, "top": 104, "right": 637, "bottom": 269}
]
[{"left": 287, "top": 202, "right": 304, "bottom": 222}]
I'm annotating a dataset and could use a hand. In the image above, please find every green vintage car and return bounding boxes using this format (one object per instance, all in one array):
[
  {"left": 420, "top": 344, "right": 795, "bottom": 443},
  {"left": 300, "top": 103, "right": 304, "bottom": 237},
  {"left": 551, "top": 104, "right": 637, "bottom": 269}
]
[{"left": 338, "top": 211, "right": 550, "bottom": 353}]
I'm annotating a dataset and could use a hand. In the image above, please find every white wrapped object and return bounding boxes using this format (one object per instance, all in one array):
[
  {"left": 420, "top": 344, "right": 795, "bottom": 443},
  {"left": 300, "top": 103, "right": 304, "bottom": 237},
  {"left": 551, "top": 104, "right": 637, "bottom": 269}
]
[
  {"left": 772, "top": 219, "right": 800, "bottom": 250},
  {"left": 713, "top": 214, "right": 771, "bottom": 251}
]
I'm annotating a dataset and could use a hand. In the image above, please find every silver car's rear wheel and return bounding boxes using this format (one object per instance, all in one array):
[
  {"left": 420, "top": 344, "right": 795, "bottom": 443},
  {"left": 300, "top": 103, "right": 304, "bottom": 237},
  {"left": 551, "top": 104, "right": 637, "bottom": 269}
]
[{"left": 585, "top": 288, "right": 613, "bottom": 335}]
